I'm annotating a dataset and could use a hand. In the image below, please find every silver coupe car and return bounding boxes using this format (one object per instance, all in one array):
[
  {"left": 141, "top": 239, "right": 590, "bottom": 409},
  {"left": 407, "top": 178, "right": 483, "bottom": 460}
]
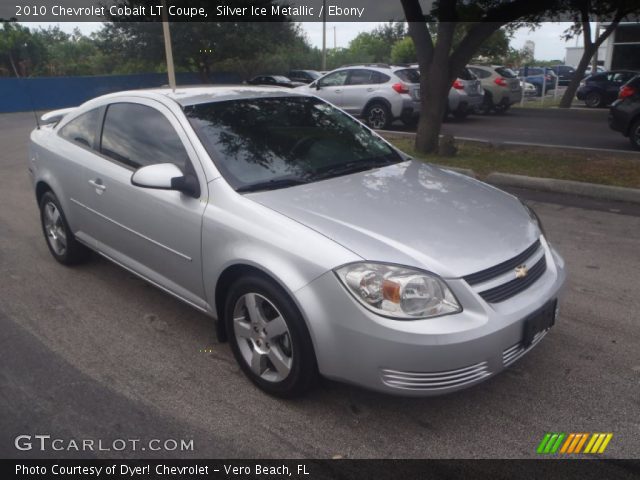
[{"left": 28, "top": 86, "right": 566, "bottom": 397}]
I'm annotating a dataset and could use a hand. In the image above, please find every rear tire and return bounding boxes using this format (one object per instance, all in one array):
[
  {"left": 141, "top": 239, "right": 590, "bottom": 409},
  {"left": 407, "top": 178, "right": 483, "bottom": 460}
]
[
  {"left": 629, "top": 119, "right": 640, "bottom": 150},
  {"left": 225, "top": 274, "right": 318, "bottom": 397},
  {"left": 493, "top": 102, "right": 510, "bottom": 114},
  {"left": 401, "top": 116, "right": 419, "bottom": 128},
  {"left": 585, "top": 91, "right": 603, "bottom": 108},
  {"left": 364, "top": 102, "right": 392, "bottom": 130},
  {"left": 39, "top": 191, "right": 91, "bottom": 265},
  {"left": 476, "top": 92, "right": 494, "bottom": 115},
  {"left": 452, "top": 110, "right": 469, "bottom": 121}
]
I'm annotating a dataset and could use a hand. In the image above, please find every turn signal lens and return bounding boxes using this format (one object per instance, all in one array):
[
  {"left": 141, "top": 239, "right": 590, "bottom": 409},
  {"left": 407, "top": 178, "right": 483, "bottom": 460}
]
[{"left": 452, "top": 79, "right": 464, "bottom": 89}]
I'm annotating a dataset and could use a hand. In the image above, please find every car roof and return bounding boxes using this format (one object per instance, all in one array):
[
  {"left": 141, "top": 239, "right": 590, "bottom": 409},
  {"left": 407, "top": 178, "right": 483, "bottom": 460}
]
[{"left": 88, "top": 85, "right": 305, "bottom": 108}]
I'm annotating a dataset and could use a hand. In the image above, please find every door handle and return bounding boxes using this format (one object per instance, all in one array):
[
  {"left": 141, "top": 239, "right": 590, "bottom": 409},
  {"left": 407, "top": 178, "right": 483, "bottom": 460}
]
[
  {"left": 89, "top": 179, "right": 106, "bottom": 192},
  {"left": 334, "top": 89, "right": 342, "bottom": 93},
  {"left": 366, "top": 88, "right": 374, "bottom": 92}
]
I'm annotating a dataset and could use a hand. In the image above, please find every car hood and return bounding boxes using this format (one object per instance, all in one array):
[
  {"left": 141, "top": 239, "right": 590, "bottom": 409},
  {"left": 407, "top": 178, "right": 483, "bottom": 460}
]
[{"left": 248, "top": 161, "right": 539, "bottom": 278}]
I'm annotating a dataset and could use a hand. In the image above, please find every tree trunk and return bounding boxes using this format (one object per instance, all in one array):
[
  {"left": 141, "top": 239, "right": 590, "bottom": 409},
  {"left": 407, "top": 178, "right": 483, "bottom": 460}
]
[
  {"left": 8, "top": 52, "right": 20, "bottom": 78},
  {"left": 415, "top": 62, "right": 452, "bottom": 153},
  {"left": 559, "top": 45, "right": 596, "bottom": 108}
]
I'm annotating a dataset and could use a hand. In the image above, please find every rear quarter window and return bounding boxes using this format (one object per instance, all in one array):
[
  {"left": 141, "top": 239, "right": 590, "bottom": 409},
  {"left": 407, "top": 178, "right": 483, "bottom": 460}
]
[
  {"left": 59, "top": 108, "right": 100, "bottom": 149},
  {"left": 394, "top": 69, "right": 420, "bottom": 83},
  {"left": 494, "top": 67, "right": 517, "bottom": 78}
]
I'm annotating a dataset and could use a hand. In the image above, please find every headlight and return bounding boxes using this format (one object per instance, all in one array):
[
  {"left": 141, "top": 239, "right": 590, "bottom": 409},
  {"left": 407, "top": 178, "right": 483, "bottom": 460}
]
[
  {"left": 520, "top": 200, "right": 546, "bottom": 237},
  {"left": 334, "top": 263, "right": 461, "bottom": 319}
]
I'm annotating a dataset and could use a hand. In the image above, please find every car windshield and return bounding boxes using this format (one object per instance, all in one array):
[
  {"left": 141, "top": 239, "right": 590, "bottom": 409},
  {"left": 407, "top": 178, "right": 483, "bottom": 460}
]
[{"left": 185, "top": 96, "right": 403, "bottom": 192}]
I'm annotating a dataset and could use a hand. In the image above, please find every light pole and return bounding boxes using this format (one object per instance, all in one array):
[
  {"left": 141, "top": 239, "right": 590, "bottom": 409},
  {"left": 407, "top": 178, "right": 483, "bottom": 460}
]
[
  {"left": 321, "top": 0, "right": 327, "bottom": 70},
  {"left": 161, "top": 0, "right": 176, "bottom": 90}
]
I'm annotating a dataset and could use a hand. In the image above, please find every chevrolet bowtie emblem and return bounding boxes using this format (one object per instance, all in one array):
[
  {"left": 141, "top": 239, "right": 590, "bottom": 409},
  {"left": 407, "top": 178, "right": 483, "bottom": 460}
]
[{"left": 515, "top": 265, "right": 528, "bottom": 279}]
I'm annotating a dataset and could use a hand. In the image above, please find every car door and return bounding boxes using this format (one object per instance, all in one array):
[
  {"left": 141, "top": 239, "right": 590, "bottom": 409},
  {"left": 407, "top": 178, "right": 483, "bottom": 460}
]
[
  {"left": 53, "top": 107, "right": 104, "bottom": 236},
  {"left": 340, "top": 69, "right": 377, "bottom": 114},
  {"left": 315, "top": 70, "right": 348, "bottom": 107},
  {"left": 607, "top": 72, "right": 635, "bottom": 103},
  {"left": 78, "top": 99, "right": 208, "bottom": 309}
]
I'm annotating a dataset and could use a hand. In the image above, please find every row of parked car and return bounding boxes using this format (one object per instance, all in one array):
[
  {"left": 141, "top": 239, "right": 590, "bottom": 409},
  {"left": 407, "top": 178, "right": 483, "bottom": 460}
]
[
  {"left": 246, "top": 65, "right": 640, "bottom": 149},
  {"left": 247, "top": 64, "right": 529, "bottom": 130},
  {"left": 608, "top": 74, "right": 640, "bottom": 149}
]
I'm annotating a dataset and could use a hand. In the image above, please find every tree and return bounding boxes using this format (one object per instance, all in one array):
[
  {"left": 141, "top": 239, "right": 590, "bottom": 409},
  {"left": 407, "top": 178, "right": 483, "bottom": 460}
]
[
  {"left": 346, "top": 22, "right": 407, "bottom": 64},
  {"left": 391, "top": 37, "right": 417, "bottom": 64},
  {"left": 105, "top": 1, "right": 307, "bottom": 81},
  {"left": 399, "top": 0, "right": 562, "bottom": 153},
  {"left": 0, "top": 21, "right": 46, "bottom": 77},
  {"left": 559, "top": 0, "right": 639, "bottom": 108}
]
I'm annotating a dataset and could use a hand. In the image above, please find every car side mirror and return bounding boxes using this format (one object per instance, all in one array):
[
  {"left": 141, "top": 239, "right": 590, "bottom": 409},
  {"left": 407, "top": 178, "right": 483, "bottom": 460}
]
[
  {"left": 131, "top": 163, "right": 200, "bottom": 198},
  {"left": 314, "top": 82, "right": 320, "bottom": 90}
]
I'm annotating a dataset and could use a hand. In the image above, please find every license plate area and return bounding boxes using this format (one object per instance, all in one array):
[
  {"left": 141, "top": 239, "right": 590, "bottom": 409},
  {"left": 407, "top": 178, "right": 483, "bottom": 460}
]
[{"left": 522, "top": 299, "right": 557, "bottom": 348}]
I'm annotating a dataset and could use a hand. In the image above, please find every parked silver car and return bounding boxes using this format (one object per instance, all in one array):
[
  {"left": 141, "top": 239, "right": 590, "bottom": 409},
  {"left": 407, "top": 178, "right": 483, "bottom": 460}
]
[
  {"left": 467, "top": 65, "right": 523, "bottom": 114},
  {"left": 29, "top": 87, "right": 566, "bottom": 397},
  {"left": 447, "top": 68, "right": 484, "bottom": 119},
  {"left": 296, "top": 65, "right": 421, "bottom": 129},
  {"left": 409, "top": 65, "right": 484, "bottom": 119}
]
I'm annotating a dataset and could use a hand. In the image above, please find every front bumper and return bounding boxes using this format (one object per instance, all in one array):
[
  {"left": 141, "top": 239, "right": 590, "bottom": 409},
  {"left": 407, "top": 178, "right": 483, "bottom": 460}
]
[{"left": 294, "top": 239, "right": 566, "bottom": 396}]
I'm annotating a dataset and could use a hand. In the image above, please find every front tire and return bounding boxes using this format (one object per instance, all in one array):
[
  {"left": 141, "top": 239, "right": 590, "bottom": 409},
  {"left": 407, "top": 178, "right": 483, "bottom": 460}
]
[
  {"left": 39, "top": 191, "right": 91, "bottom": 265},
  {"left": 225, "top": 274, "right": 318, "bottom": 397},
  {"left": 364, "top": 102, "right": 391, "bottom": 130},
  {"left": 585, "top": 91, "right": 603, "bottom": 108}
]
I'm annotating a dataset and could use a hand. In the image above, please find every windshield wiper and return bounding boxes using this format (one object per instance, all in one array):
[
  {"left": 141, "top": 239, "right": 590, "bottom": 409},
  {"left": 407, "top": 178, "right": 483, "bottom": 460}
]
[
  {"left": 236, "top": 177, "right": 309, "bottom": 193},
  {"left": 311, "top": 156, "right": 400, "bottom": 182}
]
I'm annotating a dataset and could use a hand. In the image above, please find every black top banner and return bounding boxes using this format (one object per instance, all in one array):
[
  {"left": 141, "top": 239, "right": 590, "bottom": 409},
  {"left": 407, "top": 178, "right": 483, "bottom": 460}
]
[{"left": 1, "top": 0, "right": 630, "bottom": 23}]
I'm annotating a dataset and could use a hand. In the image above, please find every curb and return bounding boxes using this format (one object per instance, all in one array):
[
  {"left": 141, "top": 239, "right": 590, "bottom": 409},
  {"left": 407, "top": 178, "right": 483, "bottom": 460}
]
[
  {"left": 485, "top": 172, "right": 640, "bottom": 205},
  {"left": 377, "top": 129, "right": 640, "bottom": 156}
]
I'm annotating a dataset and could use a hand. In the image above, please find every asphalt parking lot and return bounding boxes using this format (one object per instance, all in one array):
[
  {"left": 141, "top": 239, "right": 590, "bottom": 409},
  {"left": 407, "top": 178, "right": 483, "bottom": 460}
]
[
  {"left": 1, "top": 112, "right": 639, "bottom": 459},
  {"left": 388, "top": 106, "right": 636, "bottom": 153}
]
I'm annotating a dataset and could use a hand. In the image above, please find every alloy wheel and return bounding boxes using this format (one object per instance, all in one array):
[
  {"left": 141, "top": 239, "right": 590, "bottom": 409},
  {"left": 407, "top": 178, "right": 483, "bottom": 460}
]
[
  {"left": 585, "top": 92, "right": 601, "bottom": 108},
  {"left": 232, "top": 293, "right": 293, "bottom": 383},
  {"left": 367, "top": 107, "right": 387, "bottom": 129},
  {"left": 43, "top": 201, "right": 67, "bottom": 256}
]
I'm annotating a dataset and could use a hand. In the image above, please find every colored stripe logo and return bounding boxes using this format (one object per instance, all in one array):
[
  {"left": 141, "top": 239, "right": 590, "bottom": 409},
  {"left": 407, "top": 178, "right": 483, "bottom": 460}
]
[{"left": 537, "top": 433, "right": 613, "bottom": 454}]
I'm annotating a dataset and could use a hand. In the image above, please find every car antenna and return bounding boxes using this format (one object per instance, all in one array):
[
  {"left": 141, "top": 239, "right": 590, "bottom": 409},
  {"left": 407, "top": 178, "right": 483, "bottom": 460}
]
[{"left": 21, "top": 75, "right": 40, "bottom": 129}]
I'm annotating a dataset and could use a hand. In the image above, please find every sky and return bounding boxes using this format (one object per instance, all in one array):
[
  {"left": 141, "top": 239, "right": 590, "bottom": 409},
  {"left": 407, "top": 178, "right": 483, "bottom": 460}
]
[{"left": 24, "top": 21, "right": 582, "bottom": 62}]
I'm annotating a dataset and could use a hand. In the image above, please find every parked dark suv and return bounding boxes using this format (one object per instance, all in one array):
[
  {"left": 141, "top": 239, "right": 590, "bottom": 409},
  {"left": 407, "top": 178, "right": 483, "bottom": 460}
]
[
  {"left": 577, "top": 70, "right": 638, "bottom": 108},
  {"left": 550, "top": 65, "right": 576, "bottom": 86},
  {"left": 609, "top": 75, "right": 640, "bottom": 149},
  {"left": 288, "top": 70, "right": 321, "bottom": 84}
]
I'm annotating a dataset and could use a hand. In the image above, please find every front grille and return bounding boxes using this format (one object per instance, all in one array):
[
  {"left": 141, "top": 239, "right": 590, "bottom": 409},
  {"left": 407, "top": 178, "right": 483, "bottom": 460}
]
[
  {"left": 478, "top": 256, "right": 547, "bottom": 303},
  {"left": 464, "top": 239, "right": 541, "bottom": 286},
  {"left": 380, "top": 362, "right": 490, "bottom": 391}
]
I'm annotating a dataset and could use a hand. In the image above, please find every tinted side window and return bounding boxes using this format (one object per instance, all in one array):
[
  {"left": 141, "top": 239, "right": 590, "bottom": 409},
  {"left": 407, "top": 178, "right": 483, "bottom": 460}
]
[
  {"left": 471, "top": 68, "right": 491, "bottom": 79},
  {"left": 318, "top": 71, "right": 348, "bottom": 87},
  {"left": 348, "top": 69, "right": 374, "bottom": 85},
  {"left": 371, "top": 71, "right": 390, "bottom": 84},
  {"left": 59, "top": 109, "right": 100, "bottom": 148},
  {"left": 494, "top": 67, "right": 516, "bottom": 78},
  {"left": 100, "top": 103, "right": 189, "bottom": 171}
]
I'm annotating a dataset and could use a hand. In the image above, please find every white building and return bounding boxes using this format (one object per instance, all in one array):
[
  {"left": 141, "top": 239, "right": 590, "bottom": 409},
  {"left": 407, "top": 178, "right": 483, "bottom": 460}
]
[{"left": 564, "top": 22, "right": 640, "bottom": 70}]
